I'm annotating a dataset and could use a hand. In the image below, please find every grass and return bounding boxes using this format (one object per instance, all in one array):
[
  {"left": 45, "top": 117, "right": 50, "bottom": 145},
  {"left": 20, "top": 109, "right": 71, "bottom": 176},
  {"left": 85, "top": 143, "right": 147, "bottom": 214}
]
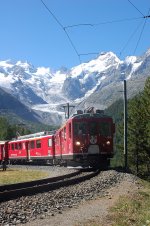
[
  {"left": 84, "top": 179, "right": 150, "bottom": 226},
  {"left": 0, "top": 167, "right": 49, "bottom": 185},
  {"left": 110, "top": 180, "right": 150, "bottom": 226}
]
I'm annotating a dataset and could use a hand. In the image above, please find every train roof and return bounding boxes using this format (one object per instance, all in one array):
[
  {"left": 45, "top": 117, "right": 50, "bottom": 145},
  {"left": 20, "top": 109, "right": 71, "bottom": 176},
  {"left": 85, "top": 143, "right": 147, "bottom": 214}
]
[
  {"left": 0, "top": 141, "right": 6, "bottom": 144},
  {"left": 12, "top": 131, "right": 56, "bottom": 141},
  {"left": 71, "top": 112, "right": 110, "bottom": 120},
  {"left": 69, "top": 109, "right": 111, "bottom": 120},
  {"left": 56, "top": 112, "right": 112, "bottom": 132}
]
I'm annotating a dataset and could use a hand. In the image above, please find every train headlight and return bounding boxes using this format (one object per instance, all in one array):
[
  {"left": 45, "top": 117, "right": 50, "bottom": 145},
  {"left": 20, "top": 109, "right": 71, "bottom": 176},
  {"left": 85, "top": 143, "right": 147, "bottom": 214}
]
[
  {"left": 106, "top": 141, "right": 110, "bottom": 145},
  {"left": 75, "top": 141, "right": 81, "bottom": 146}
]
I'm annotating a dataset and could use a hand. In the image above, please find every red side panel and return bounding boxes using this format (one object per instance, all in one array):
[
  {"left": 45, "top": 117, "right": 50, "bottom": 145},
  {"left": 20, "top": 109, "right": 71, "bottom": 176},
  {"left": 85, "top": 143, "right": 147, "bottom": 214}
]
[
  {"left": 54, "top": 120, "right": 74, "bottom": 159},
  {"left": 28, "top": 135, "right": 55, "bottom": 159},
  {"left": 54, "top": 132, "right": 62, "bottom": 158},
  {"left": 0, "top": 142, "right": 9, "bottom": 161},
  {"left": 8, "top": 140, "right": 28, "bottom": 160},
  {"left": 0, "top": 143, "right": 3, "bottom": 161}
]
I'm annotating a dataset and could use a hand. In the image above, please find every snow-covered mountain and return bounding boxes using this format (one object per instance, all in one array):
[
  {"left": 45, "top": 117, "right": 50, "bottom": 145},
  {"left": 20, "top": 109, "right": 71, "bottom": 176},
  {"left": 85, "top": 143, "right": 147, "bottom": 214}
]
[{"left": 0, "top": 49, "right": 150, "bottom": 125}]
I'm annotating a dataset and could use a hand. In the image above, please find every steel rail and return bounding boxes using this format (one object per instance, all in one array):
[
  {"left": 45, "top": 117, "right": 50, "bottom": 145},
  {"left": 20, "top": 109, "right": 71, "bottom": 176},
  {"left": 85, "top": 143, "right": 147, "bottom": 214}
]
[
  {"left": 0, "top": 170, "right": 100, "bottom": 203},
  {"left": 0, "top": 170, "right": 80, "bottom": 192}
]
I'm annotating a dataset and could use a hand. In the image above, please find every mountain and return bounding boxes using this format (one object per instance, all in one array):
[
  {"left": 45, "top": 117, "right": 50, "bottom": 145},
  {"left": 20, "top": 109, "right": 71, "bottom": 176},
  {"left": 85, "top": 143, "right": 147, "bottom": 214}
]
[
  {"left": 0, "top": 86, "right": 64, "bottom": 126},
  {"left": 0, "top": 87, "right": 40, "bottom": 122},
  {"left": 0, "top": 49, "right": 150, "bottom": 126}
]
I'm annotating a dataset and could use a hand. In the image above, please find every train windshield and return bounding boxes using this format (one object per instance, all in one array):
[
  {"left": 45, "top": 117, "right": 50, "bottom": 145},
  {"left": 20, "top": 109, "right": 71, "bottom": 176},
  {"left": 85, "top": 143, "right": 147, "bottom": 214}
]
[
  {"left": 99, "top": 121, "right": 111, "bottom": 136},
  {"left": 89, "top": 121, "right": 97, "bottom": 135},
  {"left": 74, "top": 122, "right": 87, "bottom": 135},
  {"left": 74, "top": 121, "right": 111, "bottom": 136}
]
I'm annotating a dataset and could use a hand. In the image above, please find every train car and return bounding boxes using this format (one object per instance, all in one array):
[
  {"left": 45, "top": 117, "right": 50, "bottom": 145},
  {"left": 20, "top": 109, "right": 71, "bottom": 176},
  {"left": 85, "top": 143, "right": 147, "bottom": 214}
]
[
  {"left": 0, "top": 109, "right": 115, "bottom": 169},
  {"left": 54, "top": 109, "right": 115, "bottom": 168},
  {"left": 8, "top": 131, "right": 55, "bottom": 164},
  {"left": 0, "top": 141, "right": 5, "bottom": 163},
  {"left": 0, "top": 141, "right": 9, "bottom": 163},
  {"left": 8, "top": 138, "right": 28, "bottom": 163}
]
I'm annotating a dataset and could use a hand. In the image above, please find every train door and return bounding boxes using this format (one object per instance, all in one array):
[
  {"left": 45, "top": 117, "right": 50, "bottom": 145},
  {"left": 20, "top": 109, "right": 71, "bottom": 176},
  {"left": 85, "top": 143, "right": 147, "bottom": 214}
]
[
  {"left": 60, "top": 130, "right": 63, "bottom": 159},
  {"left": 1, "top": 145, "right": 4, "bottom": 160},
  {"left": 0, "top": 143, "right": 4, "bottom": 162},
  {"left": 54, "top": 131, "right": 62, "bottom": 160},
  {"left": 61, "top": 126, "right": 69, "bottom": 158},
  {"left": 63, "top": 127, "right": 67, "bottom": 155},
  {"left": 47, "top": 136, "right": 54, "bottom": 158},
  {"left": 0, "top": 142, "right": 9, "bottom": 162},
  {"left": 25, "top": 141, "right": 30, "bottom": 161},
  {"left": 68, "top": 122, "right": 72, "bottom": 154},
  {"left": 3, "top": 142, "right": 9, "bottom": 161}
]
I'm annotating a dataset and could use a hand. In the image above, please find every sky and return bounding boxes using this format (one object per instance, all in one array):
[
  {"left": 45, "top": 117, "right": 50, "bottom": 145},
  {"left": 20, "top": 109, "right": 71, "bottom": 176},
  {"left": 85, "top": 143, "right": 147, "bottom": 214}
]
[{"left": 0, "top": 0, "right": 150, "bottom": 70}]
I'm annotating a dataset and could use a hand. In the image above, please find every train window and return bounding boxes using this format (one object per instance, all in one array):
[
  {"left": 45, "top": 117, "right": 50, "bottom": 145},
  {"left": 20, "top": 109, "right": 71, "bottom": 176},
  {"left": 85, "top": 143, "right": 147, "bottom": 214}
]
[
  {"left": 15, "top": 143, "right": 18, "bottom": 150},
  {"left": 48, "top": 138, "right": 52, "bottom": 147},
  {"left": 36, "top": 140, "right": 41, "bottom": 148},
  {"left": 30, "top": 141, "right": 35, "bottom": 149},
  {"left": 18, "top": 142, "right": 22, "bottom": 150},
  {"left": 64, "top": 127, "right": 66, "bottom": 140},
  {"left": 99, "top": 121, "right": 111, "bottom": 136},
  {"left": 89, "top": 122, "right": 97, "bottom": 135},
  {"left": 69, "top": 123, "right": 71, "bottom": 138},
  {"left": 22, "top": 142, "right": 25, "bottom": 149},
  {"left": 74, "top": 122, "right": 87, "bottom": 135},
  {"left": 11, "top": 143, "right": 14, "bottom": 150}
]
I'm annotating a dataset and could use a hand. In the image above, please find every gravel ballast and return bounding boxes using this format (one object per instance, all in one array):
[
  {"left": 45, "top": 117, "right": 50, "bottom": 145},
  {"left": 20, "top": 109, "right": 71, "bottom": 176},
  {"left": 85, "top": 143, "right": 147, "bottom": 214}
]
[{"left": 0, "top": 169, "right": 140, "bottom": 226}]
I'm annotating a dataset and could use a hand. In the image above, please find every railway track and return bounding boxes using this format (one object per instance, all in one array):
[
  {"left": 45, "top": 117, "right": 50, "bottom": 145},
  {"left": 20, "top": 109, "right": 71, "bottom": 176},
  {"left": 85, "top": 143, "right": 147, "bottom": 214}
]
[{"left": 0, "top": 169, "right": 100, "bottom": 203}]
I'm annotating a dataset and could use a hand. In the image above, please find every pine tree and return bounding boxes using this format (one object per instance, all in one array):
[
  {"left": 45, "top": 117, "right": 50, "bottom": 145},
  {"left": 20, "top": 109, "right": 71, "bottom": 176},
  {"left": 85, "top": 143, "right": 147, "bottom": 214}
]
[
  {"left": 0, "top": 117, "right": 9, "bottom": 140},
  {"left": 128, "top": 77, "right": 150, "bottom": 176},
  {"left": 141, "top": 77, "right": 150, "bottom": 173}
]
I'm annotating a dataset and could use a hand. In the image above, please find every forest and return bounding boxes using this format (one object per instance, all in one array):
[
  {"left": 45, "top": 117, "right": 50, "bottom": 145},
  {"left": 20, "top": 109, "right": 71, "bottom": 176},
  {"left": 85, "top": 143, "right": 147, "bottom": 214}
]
[{"left": 106, "top": 77, "right": 150, "bottom": 178}]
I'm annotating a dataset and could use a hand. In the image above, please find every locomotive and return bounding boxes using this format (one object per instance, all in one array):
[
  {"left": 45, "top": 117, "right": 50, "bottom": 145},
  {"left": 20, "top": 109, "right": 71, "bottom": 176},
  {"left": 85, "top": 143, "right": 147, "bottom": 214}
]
[{"left": 0, "top": 109, "right": 115, "bottom": 168}]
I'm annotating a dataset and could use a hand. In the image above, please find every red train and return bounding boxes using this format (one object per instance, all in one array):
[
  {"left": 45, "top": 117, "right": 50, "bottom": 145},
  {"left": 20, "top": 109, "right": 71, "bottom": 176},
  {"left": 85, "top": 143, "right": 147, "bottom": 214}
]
[{"left": 0, "top": 109, "right": 115, "bottom": 168}]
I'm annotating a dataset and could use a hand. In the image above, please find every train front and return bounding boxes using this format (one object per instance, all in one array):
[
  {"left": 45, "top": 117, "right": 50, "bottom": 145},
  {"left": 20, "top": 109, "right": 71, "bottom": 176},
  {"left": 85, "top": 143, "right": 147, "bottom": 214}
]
[{"left": 71, "top": 112, "right": 115, "bottom": 168}]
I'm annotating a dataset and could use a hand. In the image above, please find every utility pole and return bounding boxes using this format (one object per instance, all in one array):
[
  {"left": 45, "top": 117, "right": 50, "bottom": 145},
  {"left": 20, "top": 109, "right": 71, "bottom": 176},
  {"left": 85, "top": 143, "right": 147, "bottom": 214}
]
[
  {"left": 124, "top": 80, "right": 128, "bottom": 171},
  {"left": 63, "top": 103, "right": 75, "bottom": 119}
]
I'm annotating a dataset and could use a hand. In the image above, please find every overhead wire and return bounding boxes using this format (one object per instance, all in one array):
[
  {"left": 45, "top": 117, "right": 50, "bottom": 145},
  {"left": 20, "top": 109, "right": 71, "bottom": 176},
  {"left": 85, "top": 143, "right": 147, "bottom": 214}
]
[
  {"left": 40, "top": 0, "right": 149, "bottom": 110},
  {"left": 133, "top": 8, "right": 150, "bottom": 55},
  {"left": 64, "top": 16, "right": 143, "bottom": 29},
  {"left": 119, "top": 1, "right": 150, "bottom": 56},
  {"left": 79, "top": 52, "right": 99, "bottom": 56},
  {"left": 40, "top": 0, "right": 103, "bottom": 77},
  {"left": 119, "top": 20, "right": 144, "bottom": 57},
  {"left": 127, "top": 0, "right": 145, "bottom": 17},
  {"left": 40, "top": 0, "right": 64, "bottom": 29},
  {"left": 40, "top": 0, "right": 89, "bottom": 94},
  {"left": 40, "top": 0, "right": 82, "bottom": 68},
  {"left": 40, "top": 0, "right": 149, "bottom": 66},
  {"left": 126, "top": 1, "right": 150, "bottom": 55}
]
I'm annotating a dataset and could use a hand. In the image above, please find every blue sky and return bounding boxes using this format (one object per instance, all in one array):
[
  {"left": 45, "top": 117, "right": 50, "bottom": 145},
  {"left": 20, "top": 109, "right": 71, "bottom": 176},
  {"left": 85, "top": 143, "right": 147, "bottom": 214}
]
[{"left": 0, "top": 0, "right": 150, "bottom": 70}]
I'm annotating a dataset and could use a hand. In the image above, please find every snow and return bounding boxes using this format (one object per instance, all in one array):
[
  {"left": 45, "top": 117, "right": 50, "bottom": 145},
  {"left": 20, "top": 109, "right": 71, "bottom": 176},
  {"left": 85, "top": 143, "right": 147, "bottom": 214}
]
[
  {"left": 50, "top": 71, "right": 67, "bottom": 83},
  {"left": 71, "top": 52, "right": 121, "bottom": 78},
  {"left": 0, "top": 72, "right": 14, "bottom": 89},
  {"left": 16, "top": 61, "right": 30, "bottom": 68},
  {"left": 0, "top": 60, "right": 14, "bottom": 68},
  {"left": 126, "top": 60, "right": 143, "bottom": 80},
  {"left": 32, "top": 104, "right": 61, "bottom": 113},
  {"left": 0, "top": 50, "right": 146, "bottom": 121},
  {"left": 36, "top": 67, "right": 51, "bottom": 76},
  {"left": 125, "top": 56, "right": 137, "bottom": 65}
]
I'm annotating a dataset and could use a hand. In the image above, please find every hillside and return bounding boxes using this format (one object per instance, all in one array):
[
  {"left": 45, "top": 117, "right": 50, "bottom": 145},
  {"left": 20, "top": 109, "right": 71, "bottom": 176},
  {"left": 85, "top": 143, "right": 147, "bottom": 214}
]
[{"left": 0, "top": 87, "right": 40, "bottom": 122}]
